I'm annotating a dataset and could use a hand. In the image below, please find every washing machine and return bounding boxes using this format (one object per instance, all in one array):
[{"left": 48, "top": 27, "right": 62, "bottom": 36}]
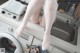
[
  {"left": 0, "top": 21, "right": 23, "bottom": 53},
  {"left": 0, "top": 17, "right": 34, "bottom": 53},
  {"left": 0, "top": 33, "right": 22, "bottom": 53},
  {"left": 0, "top": 18, "right": 34, "bottom": 53},
  {"left": 0, "top": 0, "right": 34, "bottom": 53}
]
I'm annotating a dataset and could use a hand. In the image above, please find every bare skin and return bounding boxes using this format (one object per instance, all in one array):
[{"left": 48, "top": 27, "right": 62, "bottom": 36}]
[
  {"left": 30, "top": 8, "right": 41, "bottom": 24},
  {"left": 15, "top": 0, "right": 58, "bottom": 50}
]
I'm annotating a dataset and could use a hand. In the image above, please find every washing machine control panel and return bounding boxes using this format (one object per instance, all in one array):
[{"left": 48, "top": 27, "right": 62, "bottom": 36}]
[
  {"left": 18, "top": 33, "right": 34, "bottom": 47},
  {"left": 16, "top": 32, "right": 34, "bottom": 52},
  {"left": 20, "top": 33, "right": 31, "bottom": 41}
]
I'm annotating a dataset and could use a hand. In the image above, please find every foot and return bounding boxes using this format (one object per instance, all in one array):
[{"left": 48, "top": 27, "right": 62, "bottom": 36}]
[{"left": 38, "top": 46, "right": 48, "bottom": 53}]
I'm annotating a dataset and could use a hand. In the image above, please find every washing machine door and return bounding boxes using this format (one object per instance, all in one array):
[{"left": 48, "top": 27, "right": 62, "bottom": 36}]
[{"left": 0, "top": 33, "right": 22, "bottom": 53}]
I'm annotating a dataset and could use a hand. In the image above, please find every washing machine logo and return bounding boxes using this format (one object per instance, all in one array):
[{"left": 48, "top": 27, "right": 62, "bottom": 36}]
[{"left": 0, "top": 48, "right": 5, "bottom": 53}]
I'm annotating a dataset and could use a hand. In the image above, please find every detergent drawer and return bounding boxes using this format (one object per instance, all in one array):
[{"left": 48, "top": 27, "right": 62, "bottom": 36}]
[{"left": 18, "top": 33, "right": 34, "bottom": 48}]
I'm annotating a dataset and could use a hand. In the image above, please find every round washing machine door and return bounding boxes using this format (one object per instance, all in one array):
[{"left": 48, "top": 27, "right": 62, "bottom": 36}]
[{"left": 0, "top": 33, "right": 23, "bottom": 53}]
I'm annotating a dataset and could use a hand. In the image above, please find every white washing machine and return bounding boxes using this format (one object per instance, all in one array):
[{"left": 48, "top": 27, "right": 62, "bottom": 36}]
[
  {"left": 0, "top": 33, "right": 22, "bottom": 53},
  {"left": 0, "top": 0, "right": 34, "bottom": 53},
  {"left": 0, "top": 21, "right": 23, "bottom": 53},
  {"left": 0, "top": 18, "right": 34, "bottom": 53}
]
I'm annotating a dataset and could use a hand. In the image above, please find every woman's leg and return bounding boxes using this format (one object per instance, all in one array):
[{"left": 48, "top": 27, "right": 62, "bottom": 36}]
[
  {"left": 15, "top": 0, "right": 44, "bottom": 37},
  {"left": 30, "top": 8, "right": 41, "bottom": 24},
  {"left": 42, "top": 0, "right": 58, "bottom": 50},
  {"left": 39, "top": 16, "right": 45, "bottom": 27}
]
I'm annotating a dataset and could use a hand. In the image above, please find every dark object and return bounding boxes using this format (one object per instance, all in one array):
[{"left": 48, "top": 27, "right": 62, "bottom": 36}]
[
  {"left": 26, "top": 45, "right": 48, "bottom": 53},
  {"left": 0, "top": 0, "right": 8, "bottom": 5},
  {"left": 2, "top": 11, "right": 5, "bottom": 14},
  {"left": 38, "top": 46, "right": 48, "bottom": 53},
  {"left": 0, "top": 37, "right": 16, "bottom": 53},
  {"left": 26, "top": 45, "right": 39, "bottom": 53},
  {"left": 13, "top": 16, "right": 16, "bottom": 19},
  {"left": 16, "top": 0, "right": 21, "bottom": 1},
  {"left": 16, "top": 0, "right": 28, "bottom": 5}
]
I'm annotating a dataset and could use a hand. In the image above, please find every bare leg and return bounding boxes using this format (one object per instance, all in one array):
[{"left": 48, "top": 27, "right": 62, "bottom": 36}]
[
  {"left": 42, "top": 0, "right": 58, "bottom": 50},
  {"left": 39, "top": 16, "right": 45, "bottom": 27},
  {"left": 15, "top": 0, "right": 44, "bottom": 37},
  {"left": 30, "top": 8, "right": 41, "bottom": 24}
]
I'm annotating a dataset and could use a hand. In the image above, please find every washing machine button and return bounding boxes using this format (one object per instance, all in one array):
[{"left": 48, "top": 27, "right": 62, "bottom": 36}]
[
  {"left": 2, "top": 11, "right": 5, "bottom": 14},
  {"left": 8, "top": 27, "right": 14, "bottom": 32}
]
